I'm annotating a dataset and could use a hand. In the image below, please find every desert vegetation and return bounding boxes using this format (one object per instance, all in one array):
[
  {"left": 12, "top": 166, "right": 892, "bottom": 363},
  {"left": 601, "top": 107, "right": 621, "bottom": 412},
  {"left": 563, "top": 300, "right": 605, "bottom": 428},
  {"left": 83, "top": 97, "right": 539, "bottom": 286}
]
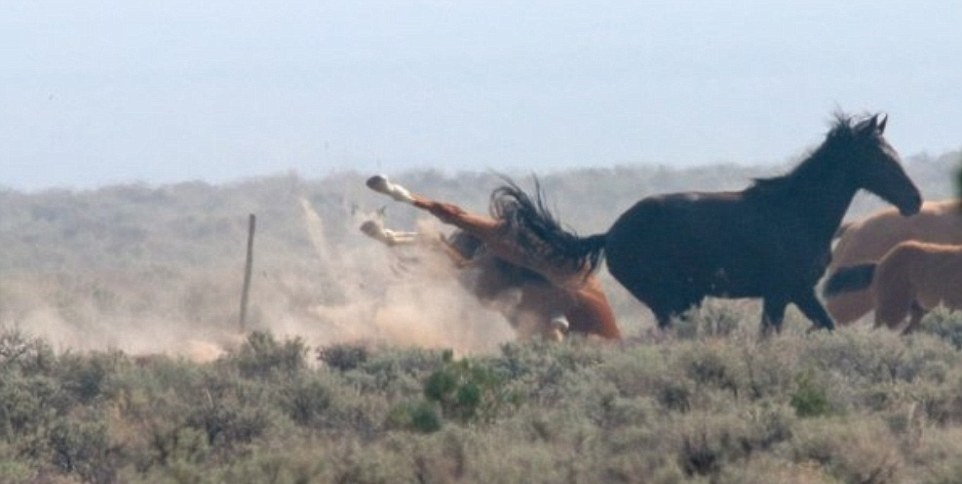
[
  {"left": 2, "top": 312, "right": 962, "bottom": 482},
  {"left": 0, "top": 150, "right": 960, "bottom": 482}
]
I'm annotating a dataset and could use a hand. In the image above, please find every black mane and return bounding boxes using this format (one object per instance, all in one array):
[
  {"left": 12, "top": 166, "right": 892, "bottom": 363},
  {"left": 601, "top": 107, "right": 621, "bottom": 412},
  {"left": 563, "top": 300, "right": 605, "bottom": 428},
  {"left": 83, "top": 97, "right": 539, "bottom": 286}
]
[
  {"left": 490, "top": 176, "right": 603, "bottom": 274},
  {"left": 747, "top": 112, "right": 882, "bottom": 196}
]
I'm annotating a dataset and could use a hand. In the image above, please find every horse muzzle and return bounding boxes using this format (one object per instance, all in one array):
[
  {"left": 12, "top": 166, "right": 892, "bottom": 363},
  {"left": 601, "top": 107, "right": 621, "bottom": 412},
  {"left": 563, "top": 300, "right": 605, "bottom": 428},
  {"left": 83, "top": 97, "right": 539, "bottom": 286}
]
[{"left": 898, "top": 194, "right": 923, "bottom": 216}]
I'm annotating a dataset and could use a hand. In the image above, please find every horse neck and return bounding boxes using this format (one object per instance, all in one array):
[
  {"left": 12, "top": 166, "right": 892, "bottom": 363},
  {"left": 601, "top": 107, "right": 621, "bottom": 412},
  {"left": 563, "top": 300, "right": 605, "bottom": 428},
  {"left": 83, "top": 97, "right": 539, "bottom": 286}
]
[{"left": 776, "top": 153, "right": 859, "bottom": 243}]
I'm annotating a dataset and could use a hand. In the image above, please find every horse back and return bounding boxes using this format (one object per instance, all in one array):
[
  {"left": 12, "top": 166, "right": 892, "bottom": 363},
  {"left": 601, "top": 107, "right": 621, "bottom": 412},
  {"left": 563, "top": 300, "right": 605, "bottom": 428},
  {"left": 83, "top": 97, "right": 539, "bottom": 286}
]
[
  {"left": 831, "top": 199, "right": 962, "bottom": 271},
  {"left": 877, "top": 241, "right": 962, "bottom": 310},
  {"left": 605, "top": 191, "right": 815, "bottom": 298}
]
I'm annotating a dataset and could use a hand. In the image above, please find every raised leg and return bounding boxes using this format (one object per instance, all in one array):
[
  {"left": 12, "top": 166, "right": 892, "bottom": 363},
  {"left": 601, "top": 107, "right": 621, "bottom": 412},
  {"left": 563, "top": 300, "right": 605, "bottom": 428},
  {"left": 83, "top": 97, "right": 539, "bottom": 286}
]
[
  {"left": 359, "top": 220, "right": 420, "bottom": 246},
  {"left": 366, "top": 174, "right": 585, "bottom": 287},
  {"left": 367, "top": 175, "right": 502, "bottom": 237},
  {"left": 366, "top": 175, "right": 416, "bottom": 203},
  {"left": 360, "top": 219, "right": 476, "bottom": 268}
]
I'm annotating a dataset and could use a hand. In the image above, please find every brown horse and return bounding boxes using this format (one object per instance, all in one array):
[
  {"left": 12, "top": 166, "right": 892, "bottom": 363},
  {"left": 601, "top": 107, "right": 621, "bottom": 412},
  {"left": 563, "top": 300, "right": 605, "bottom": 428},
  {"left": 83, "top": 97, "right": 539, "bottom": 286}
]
[
  {"left": 824, "top": 199, "right": 962, "bottom": 324},
  {"left": 363, "top": 175, "right": 622, "bottom": 341},
  {"left": 823, "top": 241, "right": 962, "bottom": 333},
  {"left": 489, "top": 113, "right": 921, "bottom": 333}
]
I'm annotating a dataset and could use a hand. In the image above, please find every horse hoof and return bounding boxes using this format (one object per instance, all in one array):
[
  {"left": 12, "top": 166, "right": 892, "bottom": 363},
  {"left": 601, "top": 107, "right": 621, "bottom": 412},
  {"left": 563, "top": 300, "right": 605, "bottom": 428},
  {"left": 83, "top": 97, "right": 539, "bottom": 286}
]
[
  {"left": 366, "top": 175, "right": 415, "bottom": 203},
  {"left": 366, "top": 175, "right": 390, "bottom": 192},
  {"left": 550, "top": 316, "right": 570, "bottom": 333},
  {"left": 359, "top": 220, "right": 384, "bottom": 238}
]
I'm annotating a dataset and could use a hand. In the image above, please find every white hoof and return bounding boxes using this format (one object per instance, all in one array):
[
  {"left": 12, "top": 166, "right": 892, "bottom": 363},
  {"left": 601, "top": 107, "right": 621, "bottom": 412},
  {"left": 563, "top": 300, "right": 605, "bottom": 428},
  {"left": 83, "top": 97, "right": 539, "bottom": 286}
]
[
  {"left": 366, "top": 175, "right": 415, "bottom": 203},
  {"left": 359, "top": 220, "right": 418, "bottom": 246},
  {"left": 550, "top": 316, "right": 570, "bottom": 333},
  {"left": 360, "top": 220, "right": 385, "bottom": 239}
]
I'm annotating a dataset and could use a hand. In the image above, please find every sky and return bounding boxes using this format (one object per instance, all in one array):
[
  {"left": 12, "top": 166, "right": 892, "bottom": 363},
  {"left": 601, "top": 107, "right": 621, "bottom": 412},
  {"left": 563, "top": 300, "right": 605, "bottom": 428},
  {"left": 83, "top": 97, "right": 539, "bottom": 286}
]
[{"left": 2, "top": 1, "right": 961, "bottom": 191}]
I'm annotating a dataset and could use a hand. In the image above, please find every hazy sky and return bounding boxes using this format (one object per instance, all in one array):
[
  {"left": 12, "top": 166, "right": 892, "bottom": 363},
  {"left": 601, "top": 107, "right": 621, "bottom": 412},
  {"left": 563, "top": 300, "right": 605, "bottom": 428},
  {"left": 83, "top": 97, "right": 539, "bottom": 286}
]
[{"left": 3, "top": 1, "right": 961, "bottom": 190}]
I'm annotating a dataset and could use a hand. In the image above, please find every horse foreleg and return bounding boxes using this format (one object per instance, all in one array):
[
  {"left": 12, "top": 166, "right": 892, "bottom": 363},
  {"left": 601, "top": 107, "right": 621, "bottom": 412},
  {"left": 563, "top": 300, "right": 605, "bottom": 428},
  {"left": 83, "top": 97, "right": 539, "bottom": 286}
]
[
  {"left": 794, "top": 291, "right": 836, "bottom": 331},
  {"left": 359, "top": 220, "right": 421, "bottom": 246},
  {"left": 902, "top": 301, "right": 928, "bottom": 335}
]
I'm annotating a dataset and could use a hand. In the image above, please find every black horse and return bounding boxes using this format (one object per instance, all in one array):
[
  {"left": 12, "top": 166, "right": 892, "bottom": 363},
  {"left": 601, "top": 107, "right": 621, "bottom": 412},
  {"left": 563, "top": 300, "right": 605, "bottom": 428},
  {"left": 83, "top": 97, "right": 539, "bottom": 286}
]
[{"left": 498, "top": 113, "right": 922, "bottom": 332}]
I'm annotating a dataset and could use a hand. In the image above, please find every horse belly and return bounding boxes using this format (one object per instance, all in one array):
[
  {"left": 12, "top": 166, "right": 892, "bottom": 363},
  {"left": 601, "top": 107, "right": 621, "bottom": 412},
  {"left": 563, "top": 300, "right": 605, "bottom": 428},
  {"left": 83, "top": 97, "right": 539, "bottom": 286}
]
[{"left": 605, "top": 199, "right": 768, "bottom": 300}]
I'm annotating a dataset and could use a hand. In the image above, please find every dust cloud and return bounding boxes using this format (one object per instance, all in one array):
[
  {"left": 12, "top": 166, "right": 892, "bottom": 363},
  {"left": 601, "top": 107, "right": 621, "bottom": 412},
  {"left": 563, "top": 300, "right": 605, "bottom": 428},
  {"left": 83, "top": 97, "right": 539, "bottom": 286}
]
[{"left": 0, "top": 195, "right": 517, "bottom": 362}]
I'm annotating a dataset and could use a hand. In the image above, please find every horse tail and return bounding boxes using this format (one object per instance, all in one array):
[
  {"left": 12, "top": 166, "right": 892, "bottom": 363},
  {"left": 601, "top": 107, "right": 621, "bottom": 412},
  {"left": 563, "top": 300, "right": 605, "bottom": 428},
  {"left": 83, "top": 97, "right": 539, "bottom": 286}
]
[
  {"left": 489, "top": 176, "right": 607, "bottom": 274},
  {"left": 822, "top": 263, "right": 877, "bottom": 297}
]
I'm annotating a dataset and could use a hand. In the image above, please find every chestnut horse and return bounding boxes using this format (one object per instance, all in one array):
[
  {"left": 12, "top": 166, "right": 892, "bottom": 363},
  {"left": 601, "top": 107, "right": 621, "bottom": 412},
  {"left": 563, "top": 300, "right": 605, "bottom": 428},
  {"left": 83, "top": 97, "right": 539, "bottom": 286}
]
[
  {"left": 824, "top": 199, "right": 962, "bottom": 324},
  {"left": 363, "top": 175, "right": 622, "bottom": 341},
  {"left": 361, "top": 218, "right": 576, "bottom": 341},
  {"left": 492, "top": 113, "right": 921, "bottom": 333},
  {"left": 823, "top": 241, "right": 962, "bottom": 333}
]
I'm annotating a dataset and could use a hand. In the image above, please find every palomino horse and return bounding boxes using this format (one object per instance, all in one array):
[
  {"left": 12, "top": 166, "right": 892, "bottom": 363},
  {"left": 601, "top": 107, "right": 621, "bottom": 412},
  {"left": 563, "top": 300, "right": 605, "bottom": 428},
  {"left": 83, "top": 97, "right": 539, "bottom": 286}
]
[
  {"left": 363, "top": 176, "right": 622, "bottom": 340},
  {"left": 492, "top": 113, "right": 921, "bottom": 333},
  {"left": 824, "top": 199, "right": 962, "bottom": 324},
  {"left": 824, "top": 241, "right": 962, "bottom": 333}
]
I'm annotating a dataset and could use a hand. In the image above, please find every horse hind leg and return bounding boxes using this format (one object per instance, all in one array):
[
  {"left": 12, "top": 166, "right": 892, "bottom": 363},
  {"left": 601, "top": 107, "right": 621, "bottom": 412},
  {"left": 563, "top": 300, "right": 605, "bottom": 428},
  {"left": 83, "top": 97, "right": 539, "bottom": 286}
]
[
  {"left": 793, "top": 290, "right": 836, "bottom": 331},
  {"left": 366, "top": 175, "right": 501, "bottom": 236},
  {"left": 901, "top": 301, "right": 928, "bottom": 335},
  {"left": 873, "top": 280, "right": 915, "bottom": 331}
]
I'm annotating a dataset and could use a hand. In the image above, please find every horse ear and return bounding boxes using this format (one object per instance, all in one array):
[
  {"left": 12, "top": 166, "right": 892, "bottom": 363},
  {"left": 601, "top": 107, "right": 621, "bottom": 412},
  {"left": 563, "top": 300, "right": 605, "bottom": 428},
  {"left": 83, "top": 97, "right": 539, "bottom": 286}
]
[{"left": 877, "top": 114, "right": 888, "bottom": 134}]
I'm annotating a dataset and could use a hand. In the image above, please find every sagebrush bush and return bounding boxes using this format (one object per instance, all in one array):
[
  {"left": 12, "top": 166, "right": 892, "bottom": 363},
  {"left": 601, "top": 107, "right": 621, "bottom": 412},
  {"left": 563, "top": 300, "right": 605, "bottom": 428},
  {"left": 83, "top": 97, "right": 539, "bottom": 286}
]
[
  {"left": 790, "top": 416, "right": 903, "bottom": 483},
  {"left": 918, "top": 308, "right": 962, "bottom": 350},
  {"left": 317, "top": 342, "right": 369, "bottom": 371},
  {"left": 1, "top": 320, "right": 962, "bottom": 482},
  {"left": 231, "top": 331, "right": 307, "bottom": 378}
]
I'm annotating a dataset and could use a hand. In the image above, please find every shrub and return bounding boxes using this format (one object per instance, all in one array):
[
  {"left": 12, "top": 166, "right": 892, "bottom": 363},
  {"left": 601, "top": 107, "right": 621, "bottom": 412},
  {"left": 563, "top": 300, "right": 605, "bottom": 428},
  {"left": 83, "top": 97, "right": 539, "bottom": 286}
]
[
  {"left": 48, "top": 417, "right": 117, "bottom": 483},
  {"left": 232, "top": 331, "right": 307, "bottom": 378},
  {"left": 281, "top": 375, "right": 334, "bottom": 428},
  {"left": 317, "top": 343, "right": 369, "bottom": 371},
  {"left": 790, "top": 370, "right": 832, "bottom": 418},
  {"left": 918, "top": 308, "right": 962, "bottom": 350},
  {"left": 0, "top": 328, "right": 56, "bottom": 375},
  {"left": 185, "top": 390, "right": 274, "bottom": 450},
  {"left": 423, "top": 356, "right": 515, "bottom": 424},
  {"left": 386, "top": 400, "right": 441, "bottom": 433},
  {"left": 790, "top": 417, "right": 902, "bottom": 484}
]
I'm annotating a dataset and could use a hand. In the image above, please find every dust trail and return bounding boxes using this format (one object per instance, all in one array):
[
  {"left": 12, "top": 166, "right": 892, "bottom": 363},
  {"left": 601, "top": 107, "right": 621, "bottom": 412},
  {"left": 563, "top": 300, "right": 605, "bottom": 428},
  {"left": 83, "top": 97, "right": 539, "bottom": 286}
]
[
  {"left": 299, "top": 197, "right": 330, "bottom": 263},
  {"left": 0, "top": 195, "right": 518, "bottom": 361},
  {"left": 291, "top": 197, "right": 516, "bottom": 354}
]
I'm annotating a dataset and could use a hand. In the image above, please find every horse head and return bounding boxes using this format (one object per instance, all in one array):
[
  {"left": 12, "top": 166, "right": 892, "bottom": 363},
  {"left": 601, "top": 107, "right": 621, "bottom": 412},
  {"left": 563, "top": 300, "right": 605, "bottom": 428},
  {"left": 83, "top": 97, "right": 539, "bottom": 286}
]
[{"left": 838, "top": 114, "right": 922, "bottom": 216}]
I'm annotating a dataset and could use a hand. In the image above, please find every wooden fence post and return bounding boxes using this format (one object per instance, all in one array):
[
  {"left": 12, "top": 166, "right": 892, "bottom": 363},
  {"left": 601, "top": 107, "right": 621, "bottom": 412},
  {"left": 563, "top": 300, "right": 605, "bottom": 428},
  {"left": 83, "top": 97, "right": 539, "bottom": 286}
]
[{"left": 239, "top": 213, "right": 256, "bottom": 331}]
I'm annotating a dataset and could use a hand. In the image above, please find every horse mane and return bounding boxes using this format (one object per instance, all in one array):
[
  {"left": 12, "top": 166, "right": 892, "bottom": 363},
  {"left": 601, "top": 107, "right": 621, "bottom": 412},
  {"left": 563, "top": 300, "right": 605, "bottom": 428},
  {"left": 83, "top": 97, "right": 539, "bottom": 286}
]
[
  {"left": 747, "top": 112, "right": 881, "bottom": 196},
  {"left": 489, "top": 175, "right": 604, "bottom": 275}
]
